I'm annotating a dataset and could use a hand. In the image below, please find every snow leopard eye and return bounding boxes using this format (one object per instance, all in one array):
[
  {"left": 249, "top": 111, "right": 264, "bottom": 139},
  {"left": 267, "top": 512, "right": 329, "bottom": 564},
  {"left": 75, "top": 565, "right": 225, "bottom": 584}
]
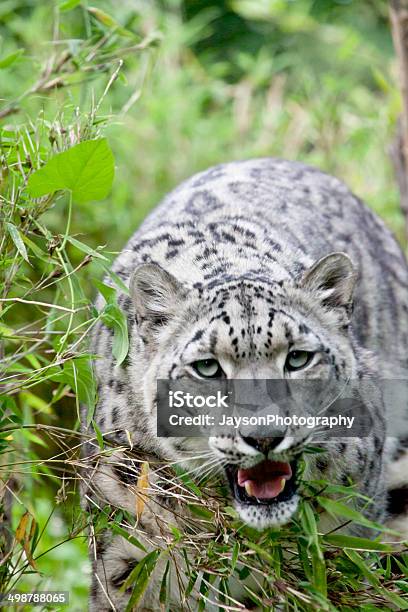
[
  {"left": 192, "top": 358, "right": 224, "bottom": 378},
  {"left": 285, "top": 350, "right": 314, "bottom": 372}
]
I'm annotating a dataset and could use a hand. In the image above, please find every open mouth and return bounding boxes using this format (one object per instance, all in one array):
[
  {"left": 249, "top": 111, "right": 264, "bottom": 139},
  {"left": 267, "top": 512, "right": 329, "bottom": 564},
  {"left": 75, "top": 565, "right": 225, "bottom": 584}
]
[{"left": 225, "top": 458, "right": 298, "bottom": 505}]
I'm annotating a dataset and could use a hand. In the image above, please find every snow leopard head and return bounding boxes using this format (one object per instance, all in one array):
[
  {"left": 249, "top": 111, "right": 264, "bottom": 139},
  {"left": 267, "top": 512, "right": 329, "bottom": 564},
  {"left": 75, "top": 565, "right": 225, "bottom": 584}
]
[{"left": 128, "top": 254, "right": 384, "bottom": 529}]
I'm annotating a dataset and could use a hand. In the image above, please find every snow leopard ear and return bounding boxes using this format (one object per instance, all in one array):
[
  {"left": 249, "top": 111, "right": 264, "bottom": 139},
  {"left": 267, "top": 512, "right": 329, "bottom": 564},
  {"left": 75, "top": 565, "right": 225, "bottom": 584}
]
[
  {"left": 130, "top": 263, "right": 186, "bottom": 329},
  {"left": 301, "top": 252, "right": 356, "bottom": 310}
]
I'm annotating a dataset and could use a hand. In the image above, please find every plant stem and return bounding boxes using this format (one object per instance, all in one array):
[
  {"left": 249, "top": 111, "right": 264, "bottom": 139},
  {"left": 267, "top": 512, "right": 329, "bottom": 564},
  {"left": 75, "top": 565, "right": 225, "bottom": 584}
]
[{"left": 60, "top": 191, "right": 73, "bottom": 251}]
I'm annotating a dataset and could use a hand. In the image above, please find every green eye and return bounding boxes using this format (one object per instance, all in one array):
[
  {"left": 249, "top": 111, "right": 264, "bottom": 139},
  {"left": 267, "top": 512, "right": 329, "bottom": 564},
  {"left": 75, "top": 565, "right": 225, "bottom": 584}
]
[
  {"left": 285, "top": 350, "right": 313, "bottom": 372},
  {"left": 192, "top": 358, "right": 223, "bottom": 378}
]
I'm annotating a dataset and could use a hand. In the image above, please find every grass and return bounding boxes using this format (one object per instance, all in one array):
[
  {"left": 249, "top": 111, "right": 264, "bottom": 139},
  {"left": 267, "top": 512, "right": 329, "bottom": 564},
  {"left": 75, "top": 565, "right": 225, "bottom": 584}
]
[{"left": 0, "top": 1, "right": 407, "bottom": 610}]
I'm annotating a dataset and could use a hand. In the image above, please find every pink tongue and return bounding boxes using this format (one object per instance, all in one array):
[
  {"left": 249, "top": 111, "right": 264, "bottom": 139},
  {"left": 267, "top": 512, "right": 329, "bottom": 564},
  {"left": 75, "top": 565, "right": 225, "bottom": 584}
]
[
  {"left": 241, "top": 477, "right": 285, "bottom": 499},
  {"left": 237, "top": 460, "right": 292, "bottom": 500}
]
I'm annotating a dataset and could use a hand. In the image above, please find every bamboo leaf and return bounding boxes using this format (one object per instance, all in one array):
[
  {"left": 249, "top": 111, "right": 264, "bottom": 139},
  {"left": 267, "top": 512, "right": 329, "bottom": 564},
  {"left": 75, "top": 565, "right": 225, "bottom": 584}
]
[
  {"left": 59, "top": 0, "right": 81, "bottom": 11},
  {"left": 6, "top": 223, "right": 29, "bottom": 262},
  {"left": 323, "top": 534, "right": 393, "bottom": 552},
  {"left": 124, "top": 550, "right": 161, "bottom": 611},
  {"left": 92, "top": 420, "right": 104, "bottom": 450},
  {"left": 88, "top": 7, "right": 134, "bottom": 37},
  {"left": 49, "top": 357, "right": 96, "bottom": 423},
  {"left": 66, "top": 235, "right": 109, "bottom": 261},
  {"left": 101, "top": 302, "right": 129, "bottom": 365},
  {"left": 15, "top": 512, "right": 29, "bottom": 542},
  {"left": 317, "top": 497, "right": 400, "bottom": 534},
  {"left": 135, "top": 461, "right": 150, "bottom": 519},
  {"left": 0, "top": 49, "right": 24, "bottom": 69},
  {"left": 159, "top": 560, "right": 170, "bottom": 606},
  {"left": 109, "top": 523, "right": 147, "bottom": 553},
  {"left": 231, "top": 542, "right": 239, "bottom": 571}
]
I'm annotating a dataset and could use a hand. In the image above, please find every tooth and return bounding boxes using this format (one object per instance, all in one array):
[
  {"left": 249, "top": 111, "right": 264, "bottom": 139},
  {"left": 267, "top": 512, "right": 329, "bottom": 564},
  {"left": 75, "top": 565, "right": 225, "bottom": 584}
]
[
  {"left": 280, "top": 478, "right": 286, "bottom": 492},
  {"left": 244, "top": 481, "right": 255, "bottom": 497}
]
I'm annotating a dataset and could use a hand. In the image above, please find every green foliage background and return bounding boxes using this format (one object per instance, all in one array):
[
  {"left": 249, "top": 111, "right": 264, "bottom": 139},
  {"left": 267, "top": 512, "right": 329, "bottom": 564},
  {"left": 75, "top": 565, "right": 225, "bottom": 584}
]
[{"left": 0, "top": 1, "right": 407, "bottom": 610}]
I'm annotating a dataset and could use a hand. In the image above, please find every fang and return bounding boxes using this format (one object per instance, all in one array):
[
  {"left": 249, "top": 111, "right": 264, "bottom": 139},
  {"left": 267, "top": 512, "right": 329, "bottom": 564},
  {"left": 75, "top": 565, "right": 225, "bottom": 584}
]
[{"left": 244, "top": 481, "right": 255, "bottom": 497}]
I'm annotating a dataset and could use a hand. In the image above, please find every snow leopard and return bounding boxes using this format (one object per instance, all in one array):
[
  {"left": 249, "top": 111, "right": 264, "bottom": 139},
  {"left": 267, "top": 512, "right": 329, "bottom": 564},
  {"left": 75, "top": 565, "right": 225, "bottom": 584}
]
[{"left": 82, "top": 158, "right": 408, "bottom": 610}]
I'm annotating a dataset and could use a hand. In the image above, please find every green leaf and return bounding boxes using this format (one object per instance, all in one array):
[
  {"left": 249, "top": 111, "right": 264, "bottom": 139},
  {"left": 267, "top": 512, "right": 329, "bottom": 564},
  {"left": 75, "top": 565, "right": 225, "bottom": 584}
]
[
  {"left": 92, "top": 420, "right": 104, "bottom": 450},
  {"left": 300, "top": 502, "right": 319, "bottom": 539},
  {"left": 27, "top": 138, "right": 115, "bottom": 203},
  {"left": 21, "top": 430, "right": 48, "bottom": 448},
  {"left": 159, "top": 560, "right": 170, "bottom": 605},
  {"left": 109, "top": 523, "right": 146, "bottom": 553},
  {"left": 19, "top": 391, "right": 51, "bottom": 414},
  {"left": 184, "top": 571, "right": 198, "bottom": 599},
  {"left": 243, "top": 540, "right": 275, "bottom": 564},
  {"left": 21, "top": 235, "right": 50, "bottom": 262},
  {"left": 371, "top": 67, "right": 391, "bottom": 94},
  {"left": 223, "top": 505, "right": 239, "bottom": 519},
  {"left": 187, "top": 504, "right": 212, "bottom": 520},
  {"left": 231, "top": 542, "right": 239, "bottom": 571},
  {"left": 169, "top": 525, "right": 182, "bottom": 542},
  {"left": 93, "top": 279, "right": 117, "bottom": 304},
  {"left": 395, "top": 580, "right": 408, "bottom": 593},
  {"left": 311, "top": 480, "right": 369, "bottom": 501},
  {"left": 323, "top": 534, "right": 393, "bottom": 552},
  {"left": 198, "top": 572, "right": 212, "bottom": 612},
  {"left": 345, "top": 549, "right": 408, "bottom": 608},
  {"left": 94, "top": 279, "right": 130, "bottom": 365},
  {"left": 394, "top": 556, "right": 408, "bottom": 578},
  {"left": 49, "top": 357, "right": 96, "bottom": 421},
  {"left": 172, "top": 464, "right": 202, "bottom": 497},
  {"left": 0, "top": 396, "right": 21, "bottom": 423},
  {"left": 101, "top": 303, "right": 129, "bottom": 365},
  {"left": 382, "top": 590, "right": 408, "bottom": 609},
  {"left": 317, "top": 497, "right": 400, "bottom": 534},
  {"left": 6, "top": 223, "right": 29, "bottom": 262},
  {"left": 59, "top": 0, "right": 81, "bottom": 11},
  {"left": 0, "top": 49, "right": 24, "bottom": 69},
  {"left": 124, "top": 550, "right": 161, "bottom": 611},
  {"left": 300, "top": 502, "right": 326, "bottom": 596},
  {"left": 88, "top": 7, "right": 134, "bottom": 37},
  {"left": 101, "top": 264, "right": 130, "bottom": 296},
  {"left": 66, "top": 236, "right": 109, "bottom": 261},
  {"left": 297, "top": 536, "right": 313, "bottom": 582}
]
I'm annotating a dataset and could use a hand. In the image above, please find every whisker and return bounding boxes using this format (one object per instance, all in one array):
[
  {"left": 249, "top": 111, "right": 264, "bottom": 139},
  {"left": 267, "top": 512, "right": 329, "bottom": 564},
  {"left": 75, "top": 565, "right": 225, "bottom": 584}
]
[
  {"left": 149, "top": 452, "right": 214, "bottom": 476},
  {"left": 176, "top": 457, "right": 221, "bottom": 480},
  {"left": 315, "top": 376, "right": 351, "bottom": 417}
]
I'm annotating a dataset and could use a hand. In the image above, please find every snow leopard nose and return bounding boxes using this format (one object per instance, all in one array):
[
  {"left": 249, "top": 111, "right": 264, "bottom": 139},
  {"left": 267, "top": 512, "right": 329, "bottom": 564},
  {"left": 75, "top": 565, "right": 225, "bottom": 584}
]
[{"left": 242, "top": 435, "right": 285, "bottom": 455}]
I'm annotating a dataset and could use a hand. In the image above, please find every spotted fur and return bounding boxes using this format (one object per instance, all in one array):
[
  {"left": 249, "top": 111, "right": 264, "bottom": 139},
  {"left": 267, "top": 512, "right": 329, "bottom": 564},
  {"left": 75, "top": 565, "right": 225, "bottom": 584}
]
[{"left": 82, "top": 159, "right": 408, "bottom": 610}]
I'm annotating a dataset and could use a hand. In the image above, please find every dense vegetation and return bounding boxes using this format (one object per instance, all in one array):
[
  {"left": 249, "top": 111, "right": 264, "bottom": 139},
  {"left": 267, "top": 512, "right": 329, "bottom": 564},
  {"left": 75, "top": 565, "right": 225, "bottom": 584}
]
[{"left": 0, "top": 1, "right": 407, "bottom": 610}]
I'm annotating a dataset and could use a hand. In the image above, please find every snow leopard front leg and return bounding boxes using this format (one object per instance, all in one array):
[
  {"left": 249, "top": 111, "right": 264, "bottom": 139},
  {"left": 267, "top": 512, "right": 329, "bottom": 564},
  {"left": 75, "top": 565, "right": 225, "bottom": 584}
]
[{"left": 81, "top": 449, "right": 190, "bottom": 611}]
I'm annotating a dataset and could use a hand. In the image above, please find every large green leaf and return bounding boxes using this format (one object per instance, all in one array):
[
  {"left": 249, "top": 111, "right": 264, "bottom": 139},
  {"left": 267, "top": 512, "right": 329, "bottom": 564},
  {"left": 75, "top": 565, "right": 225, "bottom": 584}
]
[{"left": 27, "top": 138, "right": 114, "bottom": 203}]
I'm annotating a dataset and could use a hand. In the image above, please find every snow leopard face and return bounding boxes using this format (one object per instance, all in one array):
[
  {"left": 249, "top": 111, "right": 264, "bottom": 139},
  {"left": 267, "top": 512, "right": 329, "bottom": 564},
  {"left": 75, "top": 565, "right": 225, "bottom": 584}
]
[{"left": 129, "top": 254, "right": 384, "bottom": 529}]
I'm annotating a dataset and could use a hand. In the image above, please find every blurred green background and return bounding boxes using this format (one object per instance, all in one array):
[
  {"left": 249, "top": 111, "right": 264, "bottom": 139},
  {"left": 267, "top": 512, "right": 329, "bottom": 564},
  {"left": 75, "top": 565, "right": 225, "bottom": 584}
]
[
  {"left": 1, "top": 0, "right": 404, "bottom": 248},
  {"left": 1, "top": 0, "right": 405, "bottom": 608}
]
